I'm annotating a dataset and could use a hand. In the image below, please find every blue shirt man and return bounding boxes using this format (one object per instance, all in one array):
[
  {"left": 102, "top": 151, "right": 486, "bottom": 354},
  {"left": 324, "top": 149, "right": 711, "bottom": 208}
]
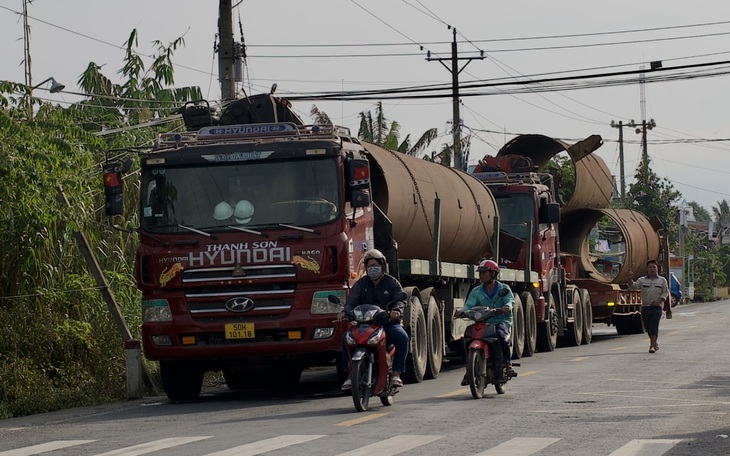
[{"left": 455, "top": 259, "right": 515, "bottom": 384}]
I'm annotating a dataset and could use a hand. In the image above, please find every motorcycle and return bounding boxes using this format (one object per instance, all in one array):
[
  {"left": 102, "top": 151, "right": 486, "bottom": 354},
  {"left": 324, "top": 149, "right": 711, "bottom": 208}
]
[
  {"left": 460, "top": 306, "right": 518, "bottom": 399},
  {"left": 329, "top": 292, "right": 407, "bottom": 412}
]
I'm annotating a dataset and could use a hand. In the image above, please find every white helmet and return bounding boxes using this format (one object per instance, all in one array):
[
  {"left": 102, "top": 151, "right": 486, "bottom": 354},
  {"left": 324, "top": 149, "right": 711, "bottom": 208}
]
[
  {"left": 234, "top": 199, "right": 255, "bottom": 224},
  {"left": 213, "top": 201, "right": 234, "bottom": 220}
]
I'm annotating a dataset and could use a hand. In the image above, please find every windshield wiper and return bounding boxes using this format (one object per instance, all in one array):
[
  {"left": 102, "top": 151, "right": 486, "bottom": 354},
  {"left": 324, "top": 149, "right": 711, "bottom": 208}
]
[
  {"left": 279, "top": 223, "right": 320, "bottom": 235},
  {"left": 176, "top": 224, "right": 217, "bottom": 239},
  {"left": 227, "top": 225, "right": 269, "bottom": 237}
]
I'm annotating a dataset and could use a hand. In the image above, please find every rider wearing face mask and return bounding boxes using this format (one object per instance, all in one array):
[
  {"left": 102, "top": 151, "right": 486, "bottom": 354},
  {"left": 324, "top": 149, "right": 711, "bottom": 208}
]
[{"left": 339, "top": 249, "right": 410, "bottom": 390}]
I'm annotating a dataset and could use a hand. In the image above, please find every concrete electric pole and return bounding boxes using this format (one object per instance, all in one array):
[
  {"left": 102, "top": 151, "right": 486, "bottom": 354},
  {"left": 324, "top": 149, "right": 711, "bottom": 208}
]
[{"left": 427, "top": 28, "right": 484, "bottom": 171}]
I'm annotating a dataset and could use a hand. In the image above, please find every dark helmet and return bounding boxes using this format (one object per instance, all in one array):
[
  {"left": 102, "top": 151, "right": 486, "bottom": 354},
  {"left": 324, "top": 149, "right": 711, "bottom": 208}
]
[
  {"left": 477, "top": 259, "right": 500, "bottom": 274},
  {"left": 362, "top": 249, "right": 387, "bottom": 268}
]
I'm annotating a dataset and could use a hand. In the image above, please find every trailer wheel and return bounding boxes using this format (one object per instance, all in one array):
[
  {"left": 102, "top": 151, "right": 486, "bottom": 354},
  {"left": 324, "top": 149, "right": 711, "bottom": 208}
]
[
  {"left": 536, "top": 292, "right": 558, "bottom": 352},
  {"left": 403, "top": 289, "right": 427, "bottom": 384},
  {"left": 580, "top": 288, "right": 593, "bottom": 345},
  {"left": 421, "top": 288, "right": 443, "bottom": 380},
  {"left": 521, "top": 291, "right": 537, "bottom": 357},
  {"left": 564, "top": 288, "right": 583, "bottom": 346},
  {"left": 511, "top": 294, "right": 525, "bottom": 360},
  {"left": 160, "top": 361, "right": 204, "bottom": 401}
]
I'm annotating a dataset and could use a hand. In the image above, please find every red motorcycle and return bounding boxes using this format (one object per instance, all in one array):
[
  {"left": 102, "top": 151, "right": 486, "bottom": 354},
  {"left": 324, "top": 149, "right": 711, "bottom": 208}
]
[
  {"left": 461, "top": 306, "right": 518, "bottom": 399},
  {"left": 329, "top": 292, "right": 406, "bottom": 412}
]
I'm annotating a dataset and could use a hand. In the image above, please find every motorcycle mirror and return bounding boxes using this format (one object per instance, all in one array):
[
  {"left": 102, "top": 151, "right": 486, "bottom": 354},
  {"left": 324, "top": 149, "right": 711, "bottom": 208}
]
[
  {"left": 393, "top": 291, "right": 408, "bottom": 302},
  {"left": 328, "top": 294, "right": 341, "bottom": 304},
  {"left": 498, "top": 288, "right": 509, "bottom": 297}
]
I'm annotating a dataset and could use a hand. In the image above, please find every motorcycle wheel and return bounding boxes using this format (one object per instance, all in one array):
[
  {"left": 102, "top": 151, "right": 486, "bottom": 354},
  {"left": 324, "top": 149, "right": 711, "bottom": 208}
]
[
  {"left": 380, "top": 374, "right": 395, "bottom": 407},
  {"left": 495, "top": 371, "right": 507, "bottom": 395},
  {"left": 467, "top": 349, "right": 486, "bottom": 399},
  {"left": 351, "top": 358, "right": 372, "bottom": 412}
]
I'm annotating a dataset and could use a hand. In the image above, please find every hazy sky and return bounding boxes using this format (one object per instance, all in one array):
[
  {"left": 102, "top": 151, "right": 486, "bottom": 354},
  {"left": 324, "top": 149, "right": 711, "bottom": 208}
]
[{"left": 2, "top": 1, "right": 729, "bottom": 213}]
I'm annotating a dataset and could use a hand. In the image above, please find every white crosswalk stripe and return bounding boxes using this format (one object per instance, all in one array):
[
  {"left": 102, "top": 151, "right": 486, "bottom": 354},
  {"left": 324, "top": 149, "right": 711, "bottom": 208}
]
[
  {"left": 0, "top": 440, "right": 95, "bottom": 456},
  {"left": 473, "top": 437, "right": 561, "bottom": 456},
  {"left": 93, "top": 437, "right": 211, "bottom": 456},
  {"left": 203, "top": 435, "right": 327, "bottom": 456},
  {"left": 608, "top": 439, "right": 684, "bottom": 456},
  {"left": 335, "top": 435, "right": 443, "bottom": 456},
  {"left": 0, "top": 435, "right": 687, "bottom": 456}
]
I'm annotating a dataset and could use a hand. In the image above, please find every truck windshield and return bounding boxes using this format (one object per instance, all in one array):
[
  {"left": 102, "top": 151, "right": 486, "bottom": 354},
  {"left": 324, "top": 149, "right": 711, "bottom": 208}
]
[
  {"left": 140, "top": 157, "right": 340, "bottom": 232},
  {"left": 495, "top": 194, "right": 536, "bottom": 240}
]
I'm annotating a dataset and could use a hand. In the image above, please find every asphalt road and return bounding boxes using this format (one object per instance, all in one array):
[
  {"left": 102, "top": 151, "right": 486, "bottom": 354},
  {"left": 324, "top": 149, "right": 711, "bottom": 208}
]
[{"left": 2, "top": 300, "right": 730, "bottom": 456}]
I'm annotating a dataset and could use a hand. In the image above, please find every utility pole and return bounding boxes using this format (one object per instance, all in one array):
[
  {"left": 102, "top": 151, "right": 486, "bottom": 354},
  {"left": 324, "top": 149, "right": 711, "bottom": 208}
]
[
  {"left": 218, "top": 0, "right": 236, "bottom": 101},
  {"left": 427, "top": 28, "right": 484, "bottom": 171},
  {"left": 610, "top": 120, "right": 627, "bottom": 201}
]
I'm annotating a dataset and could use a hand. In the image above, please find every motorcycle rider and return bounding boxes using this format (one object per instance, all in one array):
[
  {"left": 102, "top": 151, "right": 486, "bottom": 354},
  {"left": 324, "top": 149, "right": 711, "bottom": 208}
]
[
  {"left": 339, "top": 249, "right": 409, "bottom": 390},
  {"left": 454, "top": 258, "right": 516, "bottom": 385}
]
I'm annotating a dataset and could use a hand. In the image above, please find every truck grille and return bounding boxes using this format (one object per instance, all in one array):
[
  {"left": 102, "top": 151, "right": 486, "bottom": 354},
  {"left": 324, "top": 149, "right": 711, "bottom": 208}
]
[
  {"left": 182, "top": 264, "right": 295, "bottom": 282},
  {"left": 179, "top": 264, "right": 297, "bottom": 316}
]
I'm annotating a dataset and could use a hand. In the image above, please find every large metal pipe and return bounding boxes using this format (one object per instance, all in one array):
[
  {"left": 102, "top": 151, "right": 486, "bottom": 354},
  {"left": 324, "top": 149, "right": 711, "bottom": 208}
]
[
  {"left": 560, "top": 208, "right": 661, "bottom": 284},
  {"left": 497, "top": 134, "right": 614, "bottom": 214},
  {"left": 365, "top": 143, "right": 498, "bottom": 264}
]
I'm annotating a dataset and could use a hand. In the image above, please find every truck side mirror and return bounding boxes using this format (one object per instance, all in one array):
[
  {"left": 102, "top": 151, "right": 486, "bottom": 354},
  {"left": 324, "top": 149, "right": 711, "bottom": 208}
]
[
  {"left": 539, "top": 201, "right": 560, "bottom": 224},
  {"left": 346, "top": 158, "right": 371, "bottom": 208},
  {"left": 103, "top": 162, "right": 124, "bottom": 216}
]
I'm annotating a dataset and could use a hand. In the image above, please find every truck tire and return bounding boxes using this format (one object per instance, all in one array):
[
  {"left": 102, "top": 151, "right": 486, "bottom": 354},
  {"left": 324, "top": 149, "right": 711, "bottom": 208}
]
[
  {"left": 160, "top": 361, "right": 204, "bottom": 401},
  {"left": 580, "top": 288, "right": 593, "bottom": 345},
  {"left": 421, "top": 288, "right": 443, "bottom": 380},
  {"left": 521, "top": 291, "right": 537, "bottom": 357},
  {"left": 536, "top": 292, "right": 558, "bottom": 352},
  {"left": 563, "top": 288, "right": 583, "bottom": 346},
  {"left": 403, "top": 289, "right": 427, "bottom": 384},
  {"left": 511, "top": 294, "right": 525, "bottom": 360}
]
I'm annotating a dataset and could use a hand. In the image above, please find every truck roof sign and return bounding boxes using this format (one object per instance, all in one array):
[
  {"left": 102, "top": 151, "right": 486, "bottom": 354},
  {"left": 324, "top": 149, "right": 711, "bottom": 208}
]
[{"left": 197, "top": 123, "right": 297, "bottom": 139}]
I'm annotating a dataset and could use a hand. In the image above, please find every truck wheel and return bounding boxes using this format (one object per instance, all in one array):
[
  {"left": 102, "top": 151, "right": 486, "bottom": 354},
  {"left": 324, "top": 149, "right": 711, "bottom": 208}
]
[
  {"left": 536, "top": 293, "right": 558, "bottom": 352},
  {"left": 521, "top": 291, "right": 537, "bottom": 357},
  {"left": 421, "top": 288, "right": 443, "bottom": 380},
  {"left": 580, "top": 288, "right": 593, "bottom": 345},
  {"left": 564, "top": 288, "right": 583, "bottom": 346},
  {"left": 403, "top": 290, "right": 427, "bottom": 384},
  {"left": 160, "top": 361, "right": 204, "bottom": 401},
  {"left": 671, "top": 294, "right": 680, "bottom": 307},
  {"left": 511, "top": 294, "right": 525, "bottom": 360}
]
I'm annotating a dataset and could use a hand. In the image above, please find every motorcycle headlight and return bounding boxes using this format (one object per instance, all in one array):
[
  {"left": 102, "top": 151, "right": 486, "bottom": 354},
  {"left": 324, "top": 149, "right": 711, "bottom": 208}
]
[
  {"left": 367, "top": 327, "right": 384, "bottom": 345},
  {"left": 345, "top": 331, "right": 356, "bottom": 346}
]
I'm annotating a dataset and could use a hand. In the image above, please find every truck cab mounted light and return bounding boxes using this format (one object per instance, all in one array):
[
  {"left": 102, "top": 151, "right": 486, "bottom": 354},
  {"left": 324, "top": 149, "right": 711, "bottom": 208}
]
[
  {"left": 152, "top": 335, "right": 172, "bottom": 346},
  {"left": 313, "top": 328, "right": 335, "bottom": 339}
]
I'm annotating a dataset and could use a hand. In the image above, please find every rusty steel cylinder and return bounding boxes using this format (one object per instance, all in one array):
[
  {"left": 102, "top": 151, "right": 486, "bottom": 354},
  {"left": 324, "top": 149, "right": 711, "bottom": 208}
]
[
  {"left": 560, "top": 208, "right": 661, "bottom": 284},
  {"left": 497, "top": 134, "right": 613, "bottom": 214},
  {"left": 365, "top": 143, "right": 498, "bottom": 265}
]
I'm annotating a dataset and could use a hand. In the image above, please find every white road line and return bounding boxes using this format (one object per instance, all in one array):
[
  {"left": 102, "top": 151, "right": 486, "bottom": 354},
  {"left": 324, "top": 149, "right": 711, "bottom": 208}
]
[
  {"left": 608, "top": 439, "right": 683, "bottom": 456},
  {"left": 0, "top": 440, "right": 95, "bottom": 456},
  {"left": 473, "top": 437, "right": 561, "bottom": 456},
  {"left": 203, "top": 435, "right": 327, "bottom": 456},
  {"left": 93, "top": 436, "right": 211, "bottom": 456},
  {"left": 336, "top": 435, "right": 443, "bottom": 456}
]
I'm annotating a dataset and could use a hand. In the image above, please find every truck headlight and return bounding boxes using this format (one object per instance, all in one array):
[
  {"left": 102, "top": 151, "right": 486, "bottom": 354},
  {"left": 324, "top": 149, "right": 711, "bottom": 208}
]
[
  {"left": 311, "top": 290, "right": 346, "bottom": 314},
  {"left": 143, "top": 299, "right": 172, "bottom": 322}
]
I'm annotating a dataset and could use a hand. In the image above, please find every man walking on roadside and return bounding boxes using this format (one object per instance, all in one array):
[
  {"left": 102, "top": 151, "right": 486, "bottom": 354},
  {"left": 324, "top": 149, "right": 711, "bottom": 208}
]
[{"left": 628, "top": 259, "right": 669, "bottom": 353}]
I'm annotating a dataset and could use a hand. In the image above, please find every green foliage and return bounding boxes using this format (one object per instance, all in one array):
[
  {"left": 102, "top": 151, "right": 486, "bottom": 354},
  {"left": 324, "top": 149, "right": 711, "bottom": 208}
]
[
  {"left": 0, "top": 28, "right": 199, "bottom": 417},
  {"left": 626, "top": 155, "right": 681, "bottom": 230},
  {"left": 356, "top": 102, "right": 438, "bottom": 156}
]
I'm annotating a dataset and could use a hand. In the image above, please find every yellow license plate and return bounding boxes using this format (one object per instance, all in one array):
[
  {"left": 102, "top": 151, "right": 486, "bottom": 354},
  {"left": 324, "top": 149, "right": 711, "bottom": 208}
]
[{"left": 225, "top": 322, "right": 255, "bottom": 339}]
